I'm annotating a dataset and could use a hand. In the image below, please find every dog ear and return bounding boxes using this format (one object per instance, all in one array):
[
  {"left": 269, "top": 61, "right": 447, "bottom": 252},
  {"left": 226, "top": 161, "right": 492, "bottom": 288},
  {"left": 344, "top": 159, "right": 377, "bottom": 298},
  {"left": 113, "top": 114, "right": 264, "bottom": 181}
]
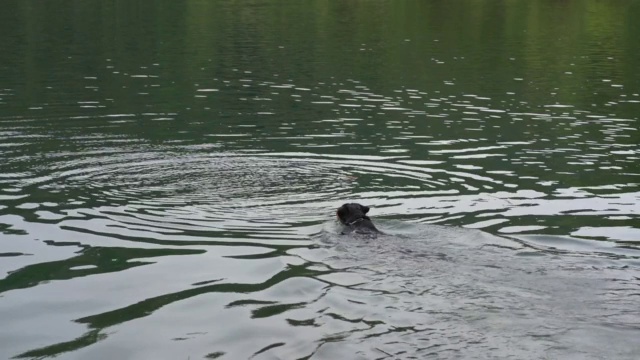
[{"left": 360, "top": 205, "right": 370, "bottom": 214}]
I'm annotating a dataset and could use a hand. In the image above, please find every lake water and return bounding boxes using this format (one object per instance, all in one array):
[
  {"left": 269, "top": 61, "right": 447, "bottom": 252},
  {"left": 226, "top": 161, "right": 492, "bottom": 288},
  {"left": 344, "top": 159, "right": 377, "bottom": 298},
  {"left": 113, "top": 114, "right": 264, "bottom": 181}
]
[{"left": 1, "top": 1, "right": 639, "bottom": 359}]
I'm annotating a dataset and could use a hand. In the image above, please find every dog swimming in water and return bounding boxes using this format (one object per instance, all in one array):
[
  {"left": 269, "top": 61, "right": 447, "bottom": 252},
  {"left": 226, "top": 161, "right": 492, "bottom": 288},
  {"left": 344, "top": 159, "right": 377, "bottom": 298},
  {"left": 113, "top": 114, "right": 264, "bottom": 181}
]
[{"left": 336, "top": 203, "right": 381, "bottom": 235}]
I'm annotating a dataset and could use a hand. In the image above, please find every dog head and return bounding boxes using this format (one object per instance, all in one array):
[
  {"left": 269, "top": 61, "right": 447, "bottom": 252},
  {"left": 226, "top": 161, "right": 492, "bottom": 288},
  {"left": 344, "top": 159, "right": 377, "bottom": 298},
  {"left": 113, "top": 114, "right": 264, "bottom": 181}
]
[{"left": 336, "top": 203, "right": 370, "bottom": 225}]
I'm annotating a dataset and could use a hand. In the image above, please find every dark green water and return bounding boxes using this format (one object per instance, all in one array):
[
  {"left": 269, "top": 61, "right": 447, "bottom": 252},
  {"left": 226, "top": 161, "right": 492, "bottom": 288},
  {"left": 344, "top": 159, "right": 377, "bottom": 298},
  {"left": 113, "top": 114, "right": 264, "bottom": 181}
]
[{"left": 1, "top": 1, "right": 639, "bottom": 359}]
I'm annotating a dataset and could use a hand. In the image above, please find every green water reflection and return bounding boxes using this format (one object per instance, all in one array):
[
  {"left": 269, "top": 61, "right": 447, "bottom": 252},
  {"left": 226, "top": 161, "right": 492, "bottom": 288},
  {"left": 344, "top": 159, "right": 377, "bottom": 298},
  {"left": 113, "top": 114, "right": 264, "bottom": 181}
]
[{"left": 1, "top": 0, "right": 640, "bottom": 359}]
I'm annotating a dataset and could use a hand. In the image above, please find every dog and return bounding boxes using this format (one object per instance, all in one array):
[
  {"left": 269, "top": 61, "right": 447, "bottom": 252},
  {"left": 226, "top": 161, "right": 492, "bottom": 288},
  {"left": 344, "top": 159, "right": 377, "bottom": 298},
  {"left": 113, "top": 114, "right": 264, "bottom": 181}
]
[{"left": 336, "top": 203, "right": 381, "bottom": 235}]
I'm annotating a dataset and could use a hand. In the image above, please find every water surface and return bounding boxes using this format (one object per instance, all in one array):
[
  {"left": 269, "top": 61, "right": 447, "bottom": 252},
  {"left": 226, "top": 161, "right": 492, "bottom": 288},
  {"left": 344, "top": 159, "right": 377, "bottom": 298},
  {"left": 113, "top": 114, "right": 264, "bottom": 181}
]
[{"left": 1, "top": 1, "right": 639, "bottom": 359}]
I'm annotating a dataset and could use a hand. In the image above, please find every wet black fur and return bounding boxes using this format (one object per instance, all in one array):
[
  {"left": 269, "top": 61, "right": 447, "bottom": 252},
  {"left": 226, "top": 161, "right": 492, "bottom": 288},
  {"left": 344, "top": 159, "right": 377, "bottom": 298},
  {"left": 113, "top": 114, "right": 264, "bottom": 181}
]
[{"left": 336, "top": 203, "right": 381, "bottom": 235}]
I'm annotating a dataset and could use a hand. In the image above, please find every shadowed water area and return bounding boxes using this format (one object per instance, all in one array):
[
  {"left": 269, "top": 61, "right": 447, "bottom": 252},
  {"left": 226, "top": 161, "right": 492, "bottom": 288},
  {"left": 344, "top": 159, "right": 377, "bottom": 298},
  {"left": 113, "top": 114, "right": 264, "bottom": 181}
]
[{"left": 1, "top": 0, "right": 639, "bottom": 359}]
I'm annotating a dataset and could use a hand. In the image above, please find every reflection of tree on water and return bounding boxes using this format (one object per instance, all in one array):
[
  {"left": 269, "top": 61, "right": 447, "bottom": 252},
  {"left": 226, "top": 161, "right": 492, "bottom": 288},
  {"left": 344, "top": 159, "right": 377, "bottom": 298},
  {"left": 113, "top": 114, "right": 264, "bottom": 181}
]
[
  {"left": 16, "top": 260, "right": 330, "bottom": 358},
  {"left": 0, "top": 246, "right": 204, "bottom": 295}
]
